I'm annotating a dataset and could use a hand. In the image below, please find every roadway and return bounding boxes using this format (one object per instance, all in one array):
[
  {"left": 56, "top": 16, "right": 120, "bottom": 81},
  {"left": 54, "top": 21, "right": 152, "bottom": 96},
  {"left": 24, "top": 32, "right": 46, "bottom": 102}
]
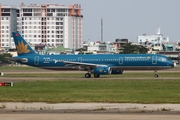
[{"left": 1, "top": 103, "right": 180, "bottom": 120}]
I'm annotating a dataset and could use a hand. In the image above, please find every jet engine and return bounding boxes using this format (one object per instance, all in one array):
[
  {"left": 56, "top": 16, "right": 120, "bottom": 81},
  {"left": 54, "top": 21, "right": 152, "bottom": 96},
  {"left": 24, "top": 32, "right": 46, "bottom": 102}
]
[{"left": 93, "top": 67, "right": 112, "bottom": 75}]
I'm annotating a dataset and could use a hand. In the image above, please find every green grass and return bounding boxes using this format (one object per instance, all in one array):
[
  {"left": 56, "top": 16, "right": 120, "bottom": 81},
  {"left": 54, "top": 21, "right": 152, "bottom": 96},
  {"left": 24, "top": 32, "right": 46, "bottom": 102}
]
[
  {"left": 5, "top": 73, "right": 82, "bottom": 78},
  {"left": 1, "top": 79, "right": 180, "bottom": 103}
]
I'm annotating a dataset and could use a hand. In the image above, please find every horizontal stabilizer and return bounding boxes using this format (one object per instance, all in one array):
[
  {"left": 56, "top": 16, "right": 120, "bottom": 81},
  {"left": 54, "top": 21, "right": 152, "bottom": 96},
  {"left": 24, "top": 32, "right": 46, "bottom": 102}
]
[{"left": 6, "top": 57, "right": 28, "bottom": 63}]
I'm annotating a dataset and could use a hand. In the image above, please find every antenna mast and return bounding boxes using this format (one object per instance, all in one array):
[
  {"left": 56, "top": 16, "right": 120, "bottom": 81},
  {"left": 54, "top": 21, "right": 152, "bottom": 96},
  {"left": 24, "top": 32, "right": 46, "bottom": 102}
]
[{"left": 101, "top": 18, "right": 103, "bottom": 42}]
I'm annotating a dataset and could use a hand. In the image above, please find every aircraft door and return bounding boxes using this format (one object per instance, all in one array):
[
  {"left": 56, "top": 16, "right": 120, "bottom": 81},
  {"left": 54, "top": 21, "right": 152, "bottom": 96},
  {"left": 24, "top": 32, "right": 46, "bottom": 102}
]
[
  {"left": 34, "top": 56, "right": 39, "bottom": 65},
  {"left": 119, "top": 57, "right": 123, "bottom": 64},
  {"left": 78, "top": 57, "right": 82, "bottom": 63},
  {"left": 152, "top": 56, "right": 157, "bottom": 64}
]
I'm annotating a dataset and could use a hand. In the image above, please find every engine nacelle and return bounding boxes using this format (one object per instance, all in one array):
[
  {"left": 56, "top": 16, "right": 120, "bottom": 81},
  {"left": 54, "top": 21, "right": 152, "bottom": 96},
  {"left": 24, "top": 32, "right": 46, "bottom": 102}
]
[
  {"left": 93, "top": 67, "right": 112, "bottom": 75},
  {"left": 111, "top": 70, "right": 124, "bottom": 74}
]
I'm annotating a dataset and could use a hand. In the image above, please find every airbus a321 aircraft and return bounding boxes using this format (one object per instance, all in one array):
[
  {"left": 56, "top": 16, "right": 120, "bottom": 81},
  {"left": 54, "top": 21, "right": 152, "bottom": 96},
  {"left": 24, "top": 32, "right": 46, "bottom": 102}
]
[{"left": 8, "top": 32, "right": 175, "bottom": 78}]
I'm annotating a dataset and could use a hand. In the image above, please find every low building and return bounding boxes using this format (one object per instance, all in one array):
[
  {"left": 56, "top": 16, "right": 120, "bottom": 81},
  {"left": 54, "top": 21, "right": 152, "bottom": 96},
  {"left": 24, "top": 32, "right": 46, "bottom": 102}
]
[
  {"left": 106, "top": 43, "right": 116, "bottom": 53},
  {"left": 87, "top": 41, "right": 107, "bottom": 53},
  {"left": 176, "top": 40, "right": 180, "bottom": 51},
  {"left": 112, "top": 38, "right": 129, "bottom": 53},
  {"left": 137, "top": 27, "right": 169, "bottom": 51}
]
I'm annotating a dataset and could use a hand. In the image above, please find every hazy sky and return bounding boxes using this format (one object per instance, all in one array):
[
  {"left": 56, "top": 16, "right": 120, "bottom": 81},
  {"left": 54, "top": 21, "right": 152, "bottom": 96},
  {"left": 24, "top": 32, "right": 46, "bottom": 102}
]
[{"left": 1, "top": 0, "right": 180, "bottom": 43}]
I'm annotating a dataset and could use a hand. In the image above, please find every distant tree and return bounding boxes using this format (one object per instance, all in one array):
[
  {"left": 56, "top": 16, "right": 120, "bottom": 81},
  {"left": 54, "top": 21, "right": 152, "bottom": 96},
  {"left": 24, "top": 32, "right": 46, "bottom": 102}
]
[
  {"left": 0, "top": 53, "right": 12, "bottom": 64},
  {"left": 76, "top": 48, "right": 87, "bottom": 51},
  {"left": 119, "top": 43, "right": 148, "bottom": 54},
  {"left": 119, "top": 43, "right": 135, "bottom": 54},
  {"left": 137, "top": 45, "right": 149, "bottom": 54},
  {"left": 162, "top": 44, "right": 166, "bottom": 52}
]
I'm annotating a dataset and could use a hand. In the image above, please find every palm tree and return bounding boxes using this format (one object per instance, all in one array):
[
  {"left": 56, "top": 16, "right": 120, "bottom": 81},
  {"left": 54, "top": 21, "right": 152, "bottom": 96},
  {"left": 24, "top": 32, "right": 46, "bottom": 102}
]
[{"left": 162, "top": 44, "right": 166, "bottom": 52}]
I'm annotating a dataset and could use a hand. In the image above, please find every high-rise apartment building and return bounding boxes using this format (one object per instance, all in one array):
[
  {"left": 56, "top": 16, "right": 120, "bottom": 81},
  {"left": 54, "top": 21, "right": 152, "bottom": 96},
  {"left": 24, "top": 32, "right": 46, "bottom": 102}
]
[
  {"left": 0, "top": 4, "right": 17, "bottom": 49},
  {"left": 0, "top": 3, "right": 83, "bottom": 50}
]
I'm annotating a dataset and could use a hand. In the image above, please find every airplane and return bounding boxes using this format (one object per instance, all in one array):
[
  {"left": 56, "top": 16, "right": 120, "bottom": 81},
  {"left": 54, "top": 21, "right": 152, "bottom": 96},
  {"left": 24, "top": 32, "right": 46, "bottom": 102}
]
[{"left": 8, "top": 31, "right": 175, "bottom": 78}]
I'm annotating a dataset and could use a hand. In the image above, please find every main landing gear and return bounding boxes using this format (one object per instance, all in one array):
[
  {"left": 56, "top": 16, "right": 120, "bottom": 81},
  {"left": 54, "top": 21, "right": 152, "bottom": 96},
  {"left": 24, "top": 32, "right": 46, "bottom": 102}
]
[
  {"left": 94, "top": 74, "right": 100, "bottom": 78},
  {"left": 154, "top": 70, "right": 159, "bottom": 78},
  {"left": 85, "top": 71, "right": 160, "bottom": 78},
  {"left": 85, "top": 73, "right": 100, "bottom": 78}
]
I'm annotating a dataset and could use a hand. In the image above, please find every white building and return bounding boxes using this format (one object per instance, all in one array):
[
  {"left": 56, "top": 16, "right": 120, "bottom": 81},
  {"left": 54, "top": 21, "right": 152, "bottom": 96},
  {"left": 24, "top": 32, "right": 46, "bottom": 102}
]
[
  {"left": 0, "top": 3, "right": 83, "bottom": 50},
  {"left": 0, "top": 4, "right": 17, "bottom": 49},
  {"left": 137, "top": 27, "right": 169, "bottom": 51},
  {"left": 138, "top": 34, "right": 169, "bottom": 45},
  {"left": 86, "top": 41, "right": 107, "bottom": 53}
]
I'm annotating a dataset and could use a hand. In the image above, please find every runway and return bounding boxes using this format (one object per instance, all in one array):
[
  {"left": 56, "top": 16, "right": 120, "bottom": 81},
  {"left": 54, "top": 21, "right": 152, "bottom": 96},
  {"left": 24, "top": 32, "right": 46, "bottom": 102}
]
[
  {"left": 0, "top": 69, "right": 180, "bottom": 82},
  {"left": 1, "top": 114, "right": 180, "bottom": 120}
]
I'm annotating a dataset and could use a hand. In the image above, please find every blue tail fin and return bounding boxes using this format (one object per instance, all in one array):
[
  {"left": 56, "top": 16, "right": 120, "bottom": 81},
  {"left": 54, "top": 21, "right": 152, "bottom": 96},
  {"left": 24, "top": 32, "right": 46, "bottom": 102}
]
[{"left": 12, "top": 32, "right": 37, "bottom": 56}]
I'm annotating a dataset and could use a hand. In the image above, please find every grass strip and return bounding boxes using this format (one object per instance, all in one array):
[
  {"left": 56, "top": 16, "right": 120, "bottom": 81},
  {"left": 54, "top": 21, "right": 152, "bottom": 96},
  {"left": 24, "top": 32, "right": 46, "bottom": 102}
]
[{"left": 0, "top": 79, "right": 180, "bottom": 103}]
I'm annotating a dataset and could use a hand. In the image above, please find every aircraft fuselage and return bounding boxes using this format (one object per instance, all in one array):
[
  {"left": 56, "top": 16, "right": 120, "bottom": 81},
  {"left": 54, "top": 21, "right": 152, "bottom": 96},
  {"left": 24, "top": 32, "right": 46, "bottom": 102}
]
[{"left": 14, "top": 54, "right": 174, "bottom": 71}]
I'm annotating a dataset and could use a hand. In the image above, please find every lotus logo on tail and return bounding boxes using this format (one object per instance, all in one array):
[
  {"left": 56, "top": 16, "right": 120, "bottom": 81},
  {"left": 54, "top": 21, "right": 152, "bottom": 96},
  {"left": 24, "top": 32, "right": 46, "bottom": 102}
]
[{"left": 16, "top": 41, "right": 30, "bottom": 54}]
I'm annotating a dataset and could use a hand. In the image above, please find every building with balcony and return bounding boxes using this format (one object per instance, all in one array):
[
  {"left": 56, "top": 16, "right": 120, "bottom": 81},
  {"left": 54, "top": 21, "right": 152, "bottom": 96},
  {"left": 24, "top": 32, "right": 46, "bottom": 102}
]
[
  {"left": 17, "top": 3, "right": 83, "bottom": 49},
  {"left": 112, "top": 38, "right": 129, "bottom": 53},
  {"left": 0, "top": 4, "right": 17, "bottom": 49},
  {"left": 0, "top": 3, "right": 83, "bottom": 50},
  {"left": 137, "top": 27, "right": 169, "bottom": 51},
  {"left": 87, "top": 41, "right": 107, "bottom": 53}
]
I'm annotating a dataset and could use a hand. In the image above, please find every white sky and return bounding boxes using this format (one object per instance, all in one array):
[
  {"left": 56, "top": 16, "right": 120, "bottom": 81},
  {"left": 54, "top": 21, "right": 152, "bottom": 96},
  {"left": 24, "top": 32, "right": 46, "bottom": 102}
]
[{"left": 1, "top": 0, "right": 180, "bottom": 43}]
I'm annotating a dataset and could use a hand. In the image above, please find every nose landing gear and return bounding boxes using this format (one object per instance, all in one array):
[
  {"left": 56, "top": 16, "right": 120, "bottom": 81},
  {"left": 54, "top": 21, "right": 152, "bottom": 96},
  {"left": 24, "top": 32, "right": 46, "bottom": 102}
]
[{"left": 154, "top": 70, "right": 158, "bottom": 78}]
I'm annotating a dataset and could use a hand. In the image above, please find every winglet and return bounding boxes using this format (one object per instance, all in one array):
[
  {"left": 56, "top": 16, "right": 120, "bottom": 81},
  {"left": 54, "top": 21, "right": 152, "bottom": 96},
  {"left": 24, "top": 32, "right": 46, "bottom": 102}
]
[{"left": 12, "top": 32, "right": 37, "bottom": 56}]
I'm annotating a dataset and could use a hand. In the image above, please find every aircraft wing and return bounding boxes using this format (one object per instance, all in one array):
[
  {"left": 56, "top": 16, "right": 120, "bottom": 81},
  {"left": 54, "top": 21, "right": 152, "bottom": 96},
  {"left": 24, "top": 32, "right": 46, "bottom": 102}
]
[{"left": 63, "top": 61, "right": 108, "bottom": 67}]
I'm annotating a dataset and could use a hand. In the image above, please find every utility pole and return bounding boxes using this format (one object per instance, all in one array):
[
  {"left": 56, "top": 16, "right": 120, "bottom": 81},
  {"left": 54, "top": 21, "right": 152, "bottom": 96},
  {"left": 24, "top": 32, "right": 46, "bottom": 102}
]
[{"left": 179, "top": 52, "right": 180, "bottom": 66}]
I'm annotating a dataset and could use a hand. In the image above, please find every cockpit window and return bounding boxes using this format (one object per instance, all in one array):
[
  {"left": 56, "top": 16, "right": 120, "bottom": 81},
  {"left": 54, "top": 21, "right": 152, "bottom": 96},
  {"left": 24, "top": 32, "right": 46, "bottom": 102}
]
[
  {"left": 158, "top": 57, "right": 167, "bottom": 61},
  {"left": 162, "top": 58, "right": 166, "bottom": 61}
]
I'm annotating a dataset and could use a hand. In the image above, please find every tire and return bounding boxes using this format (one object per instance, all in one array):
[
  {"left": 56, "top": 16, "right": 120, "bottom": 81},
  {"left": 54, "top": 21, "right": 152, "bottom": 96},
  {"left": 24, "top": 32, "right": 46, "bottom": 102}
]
[
  {"left": 94, "top": 74, "right": 100, "bottom": 78},
  {"left": 85, "top": 73, "right": 91, "bottom": 78},
  {"left": 154, "top": 74, "right": 158, "bottom": 78}
]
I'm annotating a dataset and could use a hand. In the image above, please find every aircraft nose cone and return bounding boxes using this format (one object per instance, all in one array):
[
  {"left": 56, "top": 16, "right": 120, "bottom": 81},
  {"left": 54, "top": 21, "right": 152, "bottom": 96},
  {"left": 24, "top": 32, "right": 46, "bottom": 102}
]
[
  {"left": 173, "top": 62, "right": 176, "bottom": 67},
  {"left": 172, "top": 61, "right": 176, "bottom": 68}
]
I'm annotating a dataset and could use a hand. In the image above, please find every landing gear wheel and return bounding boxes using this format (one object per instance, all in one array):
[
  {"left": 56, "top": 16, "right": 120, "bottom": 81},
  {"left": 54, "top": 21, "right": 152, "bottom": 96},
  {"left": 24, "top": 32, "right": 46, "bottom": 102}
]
[
  {"left": 154, "top": 70, "right": 158, "bottom": 78},
  {"left": 85, "top": 73, "right": 91, "bottom": 78},
  {"left": 94, "top": 74, "right": 100, "bottom": 78},
  {"left": 154, "top": 74, "right": 158, "bottom": 78}
]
